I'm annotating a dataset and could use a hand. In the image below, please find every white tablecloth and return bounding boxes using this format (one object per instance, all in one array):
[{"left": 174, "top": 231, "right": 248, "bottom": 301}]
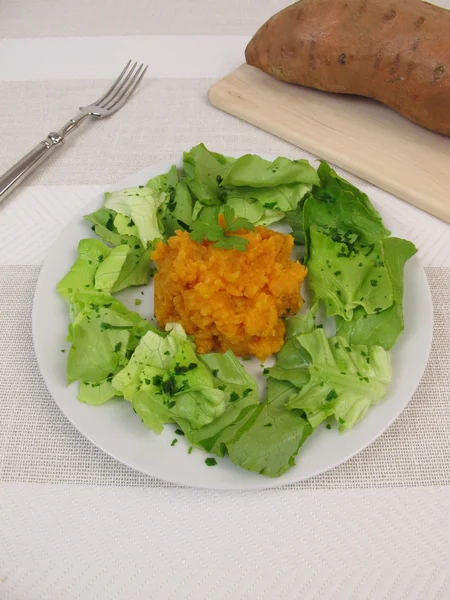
[{"left": 1, "top": 1, "right": 450, "bottom": 598}]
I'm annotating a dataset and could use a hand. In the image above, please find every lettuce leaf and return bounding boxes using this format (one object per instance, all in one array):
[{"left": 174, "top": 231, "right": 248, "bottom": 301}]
[
  {"left": 268, "top": 309, "right": 316, "bottom": 388},
  {"left": 183, "top": 144, "right": 235, "bottom": 205},
  {"left": 65, "top": 290, "right": 154, "bottom": 404},
  {"left": 57, "top": 239, "right": 111, "bottom": 299},
  {"left": 226, "top": 378, "right": 313, "bottom": 478},
  {"left": 147, "top": 166, "right": 194, "bottom": 234},
  {"left": 78, "top": 379, "right": 119, "bottom": 405},
  {"left": 84, "top": 207, "right": 154, "bottom": 291},
  {"left": 285, "top": 329, "right": 391, "bottom": 431},
  {"left": 94, "top": 244, "right": 130, "bottom": 293},
  {"left": 104, "top": 187, "right": 166, "bottom": 247},
  {"left": 221, "top": 155, "right": 319, "bottom": 188},
  {"left": 113, "top": 324, "right": 227, "bottom": 432},
  {"left": 336, "top": 237, "right": 417, "bottom": 349},
  {"left": 66, "top": 307, "right": 133, "bottom": 384},
  {"left": 178, "top": 350, "right": 259, "bottom": 454},
  {"left": 306, "top": 227, "right": 393, "bottom": 321}
]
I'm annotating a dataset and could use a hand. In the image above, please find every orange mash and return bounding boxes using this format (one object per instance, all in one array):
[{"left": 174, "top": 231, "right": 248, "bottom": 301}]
[{"left": 151, "top": 227, "right": 307, "bottom": 361}]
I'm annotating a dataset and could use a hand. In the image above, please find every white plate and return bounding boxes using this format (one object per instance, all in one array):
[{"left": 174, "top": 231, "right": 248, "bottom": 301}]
[{"left": 32, "top": 153, "right": 433, "bottom": 490}]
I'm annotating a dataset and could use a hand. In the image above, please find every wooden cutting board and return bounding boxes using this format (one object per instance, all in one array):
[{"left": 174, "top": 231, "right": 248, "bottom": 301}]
[{"left": 209, "top": 64, "right": 450, "bottom": 224}]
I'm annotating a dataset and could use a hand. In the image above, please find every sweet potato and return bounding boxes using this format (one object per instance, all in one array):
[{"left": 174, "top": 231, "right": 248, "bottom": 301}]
[{"left": 245, "top": 0, "right": 450, "bottom": 135}]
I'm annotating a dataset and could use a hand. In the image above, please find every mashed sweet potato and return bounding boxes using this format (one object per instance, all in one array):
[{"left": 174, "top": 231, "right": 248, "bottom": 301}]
[{"left": 151, "top": 227, "right": 307, "bottom": 360}]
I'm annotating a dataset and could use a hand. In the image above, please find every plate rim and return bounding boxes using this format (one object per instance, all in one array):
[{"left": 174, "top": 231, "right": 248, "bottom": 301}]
[{"left": 32, "top": 154, "right": 434, "bottom": 490}]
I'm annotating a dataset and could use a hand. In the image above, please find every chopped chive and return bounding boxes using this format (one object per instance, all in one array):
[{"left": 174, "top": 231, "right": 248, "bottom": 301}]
[
  {"left": 326, "top": 389, "right": 338, "bottom": 401},
  {"left": 171, "top": 439, "right": 178, "bottom": 447},
  {"left": 205, "top": 457, "right": 217, "bottom": 466}
]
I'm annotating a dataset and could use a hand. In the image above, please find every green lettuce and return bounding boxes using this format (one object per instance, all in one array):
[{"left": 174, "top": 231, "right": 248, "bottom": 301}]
[
  {"left": 221, "top": 155, "right": 319, "bottom": 188},
  {"left": 226, "top": 378, "right": 313, "bottom": 478},
  {"left": 94, "top": 244, "right": 130, "bottom": 293},
  {"left": 285, "top": 328, "right": 391, "bottom": 431},
  {"left": 104, "top": 187, "right": 166, "bottom": 247},
  {"left": 283, "top": 199, "right": 307, "bottom": 245},
  {"left": 65, "top": 290, "right": 154, "bottom": 403},
  {"left": 183, "top": 144, "right": 235, "bottom": 205},
  {"left": 112, "top": 324, "right": 228, "bottom": 433},
  {"left": 57, "top": 237, "right": 151, "bottom": 298},
  {"left": 336, "top": 237, "right": 417, "bottom": 349},
  {"left": 146, "top": 165, "right": 194, "bottom": 235},
  {"left": 181, "top": 351, "right": 260, "bottom": 454},
  {"left": 306, "top": 227, "right": 393, "bottom": 320},
  {"left": 303, "top": 161, "right": 397, "bottom": 321},
  {"left": 84, "top": 208, "right": 154, "bottom": 291},
  {"left": 78, "top": 379, "right": 119, "bottom": 405},
  {"left": 84, "top": 208, "right": 137, "bottom": 248},
  {"left": 268, "top": 308, "right": 316, "bottom": 388}
]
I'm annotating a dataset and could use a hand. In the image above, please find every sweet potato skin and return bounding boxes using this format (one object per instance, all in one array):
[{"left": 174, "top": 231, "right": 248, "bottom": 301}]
[{"left": 245, "top": 0, "right": 450, "bottom": 135}]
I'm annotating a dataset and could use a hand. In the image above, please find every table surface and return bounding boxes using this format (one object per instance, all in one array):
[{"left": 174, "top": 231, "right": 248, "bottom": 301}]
[{"left": 1, "top": 1, "right": 450, "bottom": 599}]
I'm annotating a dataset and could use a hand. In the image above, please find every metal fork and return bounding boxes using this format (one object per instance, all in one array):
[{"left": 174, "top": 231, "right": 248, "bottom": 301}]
[{"left": 0, "top": 60, "right": 148, "bottom": 203}]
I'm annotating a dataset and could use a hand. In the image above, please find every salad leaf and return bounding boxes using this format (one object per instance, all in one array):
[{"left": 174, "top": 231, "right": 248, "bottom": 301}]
[
  {"left": 113, "top": 213, "right": 139, "bottom": 238},
  {"left": 84, "top": 208, "right": 116, "bottom": 234},
  {"left": 171, "top": 180, "right": 194, "bottom": 227},
  {"left": 111, "top": 246, "right": 152, "bottom": 292},
  {"left": 78, "top": 379, "right": 119, "bottom": 405},
  {"left": 147, "top": 166, "right": 194, "bottom": 233},
  {"left": 182, "top": 350, "right": 259, "bottom": 454},
  {"left": 104, "top": 187, "right": 166, "bottom": 247},
  {"left": 268, "top": 308, "right": 316, "bottom": 388},
  {"left": 66, "top": 290, "right": 154, "bottom": 397},
  {"left": 221, "top": 155, "right": 319, "bottom": 188},
  {"left": 306, "top": 227, "right": 393, "bottom": 321},
  {"left": 183, "top": 143, "right": 235, "bottom": 205},
  {"left": 317, "top": 161, "right": 382, "bottom": 221},
  {"left": 226, "top": 378, "right": 313, "bottom": 478},
  {"left": 336, "top": 237, "right": 417, "bottom": 349},
  {"left": 224, "top": 196, "right": 284, "bottom": 227},
  {"left": 112, "top": 324, "right": 177, "bottom": 399},
  {"left": 57, "top": 238, "right": 112, "bottom": 299},
  {"left": 309, "top": 162, "right": 389, "bottom": 244},
  {"left": 283, "top": 199, "right": 306, "bottom": 245},
  {"left": 285, "top": 328, "right": 391, "bottom": 431},
  {"left": 113, "top": 324, "right": 227, "bottom": 432},
  {"left": 94, "top": 244, "right": 130, "bottom": 293},
  {"left": 183, "top": 396, "right": 258, "bottom": 456},
  {"left": 84, "top": 208, "right": 154, "bottom": 290},
  {"left": 228, "top": 182, "right": 311, "bottom": 213},
  {"left": 200, "top": 350, "right": 259, "bottom": 401},
  {"left": 67, "top": 307, "right": 133, "bottom": 384}
]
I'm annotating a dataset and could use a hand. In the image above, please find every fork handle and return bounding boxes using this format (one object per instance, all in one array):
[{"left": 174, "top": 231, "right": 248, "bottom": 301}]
[{"left": 0, "top": 117, "right": 85, "bottom": 204}]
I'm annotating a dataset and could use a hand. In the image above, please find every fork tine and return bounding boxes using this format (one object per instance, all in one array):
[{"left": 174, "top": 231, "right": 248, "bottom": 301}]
[
  {"left": 105, "top": 64, "right": 148, "bottom": 112},
  {"left": 99, "top": 61, "right": 139, "bottom": 108},
  {"left": 93, "top": 60, "right": 132, "bottom": 106}
]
